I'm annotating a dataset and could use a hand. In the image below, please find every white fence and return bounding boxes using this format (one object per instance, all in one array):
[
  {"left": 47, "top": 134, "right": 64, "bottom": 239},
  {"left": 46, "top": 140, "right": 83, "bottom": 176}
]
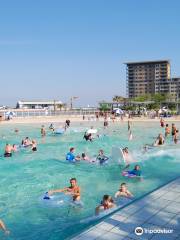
[{"left": 0, "top": 109, "right": 99, "bottom": 118}]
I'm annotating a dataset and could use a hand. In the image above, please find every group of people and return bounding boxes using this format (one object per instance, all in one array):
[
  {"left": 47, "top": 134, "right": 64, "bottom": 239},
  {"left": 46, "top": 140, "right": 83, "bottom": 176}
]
[
  {"left": 66, "top": 147, "right": 109, "bottom": 165},
  {"left": 47, "top": 178, "right": 133, "bottom": 215},
  {"left": 154, "top": 121, "right": 179, "bottom": 146},
  {"left": 4, "top": 136, "right": 37, "bottom": 158},
  {"left": 144, "top": 120, "right": 179, "bottom": 150}
]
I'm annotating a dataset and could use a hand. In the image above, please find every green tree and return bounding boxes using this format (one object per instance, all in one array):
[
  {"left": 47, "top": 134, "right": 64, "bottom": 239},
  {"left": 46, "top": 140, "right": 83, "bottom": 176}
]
[{"left": 112, "top": 95, "right": 126, "bottom": 102}]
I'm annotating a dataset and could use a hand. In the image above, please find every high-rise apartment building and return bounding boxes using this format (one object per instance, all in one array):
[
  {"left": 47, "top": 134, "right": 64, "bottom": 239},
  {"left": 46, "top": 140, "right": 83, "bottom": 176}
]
[{"left": 125, "top": 60, "right": 171, "bottom": 98}]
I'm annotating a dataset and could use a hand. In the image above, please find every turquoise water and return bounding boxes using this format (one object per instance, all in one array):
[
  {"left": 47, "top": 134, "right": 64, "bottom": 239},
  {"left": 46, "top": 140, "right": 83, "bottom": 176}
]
[{"left": 0, "top": 121, "right": 180, "bottom": 240}]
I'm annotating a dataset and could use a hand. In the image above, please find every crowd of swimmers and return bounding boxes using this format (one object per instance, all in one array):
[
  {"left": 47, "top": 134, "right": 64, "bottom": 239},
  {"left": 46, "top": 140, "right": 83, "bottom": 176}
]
[{"left": 1, "top": 117, "right": 179, "bottom": 235}]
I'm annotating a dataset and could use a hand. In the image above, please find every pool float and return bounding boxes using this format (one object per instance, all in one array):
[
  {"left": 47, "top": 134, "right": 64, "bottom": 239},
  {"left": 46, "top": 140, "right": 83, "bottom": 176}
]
[
  {"left": 54, "top": 128, "right": 65, "bottom": 134},
  {"left": 122, "top": 171, "right": 139, "bottom": 178},
  {"left": 42, "top": 192, "right": 83, "bottom": 208},
  {"left": 42, "top": 192, "right": 71, "bottom": 207},
  {"left": 87, "top": 129, "right": 97, "bottom": 134},
  {"left": 97, "top": 157, "right": 109, "bottom": 165},
  {"left": 86, "top": 156, "right": 109, "bottom": 165}
]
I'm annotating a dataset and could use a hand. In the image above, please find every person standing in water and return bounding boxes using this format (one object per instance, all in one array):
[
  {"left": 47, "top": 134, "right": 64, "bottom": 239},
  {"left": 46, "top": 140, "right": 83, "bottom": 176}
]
[
  {"left": 4, "top": 144, "right": 13, "bottom": 157},
  {"left": 41, "top": 125, "right": 46, "bottom": 137},
  {"left": 103, "top": 116, "right": 108, "bottom": 129},
  {"left": 165, "top": 124, "right": 170, "bottom": 138},
  {"left": 171, "top": 123, "right": 177, "bottom": 140},
  {"left": 66, "top": 148, "right": 81, "bottom": 162},
  {"left": 128, "top": 120, "right": 131, "bottom": 131},
  {"left": 48, "top": 178, "right": 81, "bottom": 202},
  {"left": 31, "top": 140, "right": 37, "bottom": 152},
  {"left": 95, "top": 195, "right": 116, "bottom": 215},
  {"left": 160, "top": 118, "right": 165, "bottom": 127},
  {"left": 154, "top": 133, "right": 165, "bottom": 146}
]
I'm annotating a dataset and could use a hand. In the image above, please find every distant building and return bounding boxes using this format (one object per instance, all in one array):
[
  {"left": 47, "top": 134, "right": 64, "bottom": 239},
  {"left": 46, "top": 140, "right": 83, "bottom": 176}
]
[
  {"left": 125, "top": 60, "right": 171, "bottom": 98},
  {"left": 170, "top": 77, "right": 180, "bottom": 99},
  {"left": 16, "top": 100, "right": 63, "bottom": 109}
]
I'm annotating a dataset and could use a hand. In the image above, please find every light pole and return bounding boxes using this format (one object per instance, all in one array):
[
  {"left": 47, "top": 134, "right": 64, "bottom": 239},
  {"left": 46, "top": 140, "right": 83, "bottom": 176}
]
[{"left": 70, "top": 97, "right": 78, "bottom": 109}]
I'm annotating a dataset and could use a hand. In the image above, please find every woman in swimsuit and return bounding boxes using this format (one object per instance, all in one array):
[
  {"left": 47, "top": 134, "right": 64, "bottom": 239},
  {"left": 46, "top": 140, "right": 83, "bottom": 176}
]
[{"left": 154, "top": 133, "right": 165, "bottom": 146}]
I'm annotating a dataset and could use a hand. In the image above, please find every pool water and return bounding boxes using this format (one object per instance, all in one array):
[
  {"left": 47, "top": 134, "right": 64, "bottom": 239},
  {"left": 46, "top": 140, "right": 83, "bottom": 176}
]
[{"left": 0, "top": 121, "right": 180, "bottom": 240}]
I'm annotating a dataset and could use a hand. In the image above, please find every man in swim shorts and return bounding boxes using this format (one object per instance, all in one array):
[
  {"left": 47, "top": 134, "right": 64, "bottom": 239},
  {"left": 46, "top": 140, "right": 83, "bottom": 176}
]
[
  {"left": 48, "top": 178, "right": 81, "bottom": 201},
  {"left": 4, "top": 143, "right": 13, "bottom": 157}
]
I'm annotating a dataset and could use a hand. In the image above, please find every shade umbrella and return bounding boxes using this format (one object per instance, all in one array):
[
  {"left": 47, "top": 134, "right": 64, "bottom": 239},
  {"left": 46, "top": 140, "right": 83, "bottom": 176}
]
[
  {"left": 115, "top": 109, "right": 124, "bottom": 115},
  {"left": 5, "top": 111, "right": 16, "bottom": 117}
]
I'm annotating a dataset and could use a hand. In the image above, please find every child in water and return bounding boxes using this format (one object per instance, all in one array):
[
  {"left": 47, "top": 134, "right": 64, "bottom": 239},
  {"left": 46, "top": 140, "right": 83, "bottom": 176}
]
[
  {"left": 95, "top": 195, "right": 116, "bottom": 215},
  {"left": 128, "top": 165, "right": 141, "bottom": 176},
  {"left": 115, "top": 183, "right": 133, "bottom": 198}
]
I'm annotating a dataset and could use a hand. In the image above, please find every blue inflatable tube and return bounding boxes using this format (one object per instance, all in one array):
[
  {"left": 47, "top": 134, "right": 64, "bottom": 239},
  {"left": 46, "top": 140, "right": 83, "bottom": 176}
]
[
  {"left": 42, "top": 192, "right": 83, "bottom": 208},
  {"left": 54, "top": 128, "right": 65, "bottom": 134}
]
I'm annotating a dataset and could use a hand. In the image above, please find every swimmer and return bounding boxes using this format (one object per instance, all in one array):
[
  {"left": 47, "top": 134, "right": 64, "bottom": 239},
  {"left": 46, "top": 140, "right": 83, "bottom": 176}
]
[
  {"left": 83, "top": 132, "right": 93, "bottom": 142},
  {"left": 4, "top": 143, "right": 13, "bottom": 157},
  {"left": 41, "top": 125, "right": 46, "bottom": 137},
  {"left": 32, "top": 140, "right": 37, "bottom": 152},
  {"left": 173, "top": 130, "right": 179, "bottom": 144},
  {"left": 65, "top": 119, "right": 71, "bottom": 128},
  {"left": 115, "top": 183, "right": 133, "bottom": 198},
  {"left": 49, "top": 123, "right": 54, "bottom": 131},
  {"left": 14, "top": 128, "right": 19, "bottom": 133},
  {"left": 0, "top": 219, "right": 10, "bottom": 235},
  {"left": 66, "top": 148, "right": 81, "bottom": 162},
  {"left": 165, "top": 124, "right": 170, "bottom": 138},
  {"left": 81, "top": 153, "right": 89, "bottom": 161},
  {"left": 122, "top": 147, "right": 130, "bottom": 168},
  {"left": 172, "top": 123, "right": 177, "bottom": 140},
  {"left": 48, "top": 178, "right": 81, "bottom": 201},
  {"left": 154, "top": 133, "right": 165, "bottom": 146},
  {"left": 103, "top": 117, "right": 108, "bottom": 129},
  {"left": 95, "top": 195, "right": 116, "bottom": 215},
  {"left": 128, "top": 120, "right": 131, "bottom": 131},
  {"left": 12, "top": 144, "right": 18, "bottom": 152},
  {"left": 160, "top": 118, "right": 165, "bottom": 127},
  {"left": 96, "top": 150, "right": 109, "bottom": 165},
  {"left": 22, "top": 137, "right": 32, "bottom": 147},
  {"left": 127, "top": 165, "right": 141, "bottom": 176}
]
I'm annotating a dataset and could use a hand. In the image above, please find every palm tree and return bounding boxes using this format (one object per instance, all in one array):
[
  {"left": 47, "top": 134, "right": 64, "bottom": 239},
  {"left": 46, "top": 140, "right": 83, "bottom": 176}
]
[{"left": 112, "top": 96, "right": 126, "bottom": 102}]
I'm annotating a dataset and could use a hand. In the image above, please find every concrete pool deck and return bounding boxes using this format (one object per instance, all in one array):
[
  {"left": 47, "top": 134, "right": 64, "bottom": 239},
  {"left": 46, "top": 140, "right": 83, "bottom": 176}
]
[{"left": 72, "top": 177, "right": 180, "bottom": 240}]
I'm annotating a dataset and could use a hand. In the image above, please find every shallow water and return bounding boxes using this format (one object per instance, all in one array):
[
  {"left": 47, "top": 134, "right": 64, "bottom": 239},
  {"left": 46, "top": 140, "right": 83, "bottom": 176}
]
[{"left": 0, "top": 121, "right": 180, "bottom": 239}]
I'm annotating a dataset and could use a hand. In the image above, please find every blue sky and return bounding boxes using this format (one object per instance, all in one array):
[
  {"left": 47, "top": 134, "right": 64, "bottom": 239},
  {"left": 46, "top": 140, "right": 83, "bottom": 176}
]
[{"left": 0, "top": 0, "right": 180, "bottom": 107}]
